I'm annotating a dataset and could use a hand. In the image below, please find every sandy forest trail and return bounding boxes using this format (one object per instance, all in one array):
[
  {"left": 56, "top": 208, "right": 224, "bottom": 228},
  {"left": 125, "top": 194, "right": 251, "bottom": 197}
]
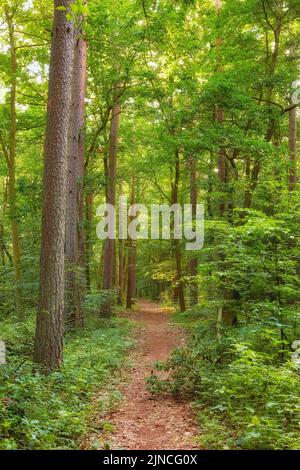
[{"left": 89, "top": 300, "right": 199, "bottom": 450}]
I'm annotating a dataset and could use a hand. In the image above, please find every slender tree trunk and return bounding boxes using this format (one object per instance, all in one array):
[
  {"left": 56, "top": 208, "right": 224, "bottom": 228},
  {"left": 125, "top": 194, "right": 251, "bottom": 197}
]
[
  {"left": 33, "top": 1, "right": 75, "bottom": 373},
  {"left": 214, "top": 0, "right": 226, "bottom": 216},
  {"left": 102, "top": 99, "right": 121, "bottom": 291},
  {"left": 174, "top": 239, "right": 185, "bottom": 312},
  {"left": 5, "top": 7, "right": 22, "bottom": 313},
  {"left": 85, "top": 192, "right": 93, "bottom": 292},
  {"left": 288, "top": 105, "right": 297, "bottom": 191},
  {"left": 215, "top": 108, "right": 226, "bottom": 215},
  {"left": 207, "top": 152, "right": 213, "bottom": 217},
  {"left": 172, "top": 149, "right": 185, "bottom": 312},
  {"left": 77, "top": 37, "right": 87, "bottom": 273},
  {"left": 0, "top": 179, "right": 11, "bottom": 266},
  {"left": 65, "top": 30, "right": 87, "bottom": 328},
  {"left": 117, "top": 185, "right": 124, "bottom": 305},
  {"left": 126, "top": 241, "right": 137, "bottom": 310},
  {"left": 214, "top": 0, "right": 236, "bottom": 327},
  {"left": 244, "top": 27, "right": 281, "bottom": 208},
  {"left": 126, "top": 185, "right": 136, "bottom": 309},
  {"left": 189, "top": 156, "right": 198, "bottom": 306},
  {"left": 118, "top": 239, "right": 124, "bottom": 305}
]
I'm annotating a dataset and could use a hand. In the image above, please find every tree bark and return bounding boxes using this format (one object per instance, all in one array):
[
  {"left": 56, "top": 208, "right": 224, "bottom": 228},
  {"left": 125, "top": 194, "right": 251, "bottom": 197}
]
[
  {"left": 5, "top": 6, "right": 22, "bottom": 313},
  {"left": 214, "top": 0, "right": 236, "bottom": 327},
  {"left": 288, "top": 105, "right": 297, "bottom": 191},
  {"left": 33, "top": 1, "right": 75, "bottom": 373},
  {"left": 172, "top": 149, "right": 186, "bottom": 313},
  {"left": 102, "top": 99, "right": 121, "bottom": 291},
  {"left": 85, "top": 192, "right": 93, "bottom": 292},
  {"left": 0, "top": 179, "right": 11, "bottom": 266},
  {"left": 215, "top": 108, "right": 226, "bottom": 216},
  {"left": 244, "top": 27, "right": 281, "bottom": 208},
  {"left": 102, "top": 97, "right": 121, "bottom": 316},
  {"left": 118, "top": 238, "right": 124, "bottom": 305},
  {"left": 77, "top": 36, "right": 87, "bottom": 273},
  {"left": 117, "top": 185, "right": 124, "bottom": 305},
  {"left": 126, "top": 185, "right": 136, "bottom": 309},
  {"left": 214, "top": 0, "right": 226, "bottom": 216},
  {"left": 189, "top": 156, "right": 198, "bottom": 306},
  {"left": 65, "top": 29, "right": 87, "bottom": 328}
]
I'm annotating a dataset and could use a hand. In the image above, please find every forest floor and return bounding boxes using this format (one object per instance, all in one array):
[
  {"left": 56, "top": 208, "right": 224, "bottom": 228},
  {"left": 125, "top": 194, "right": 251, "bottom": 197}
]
[{"left": 84, "top": 300, "right": 199, "bottom": 450}]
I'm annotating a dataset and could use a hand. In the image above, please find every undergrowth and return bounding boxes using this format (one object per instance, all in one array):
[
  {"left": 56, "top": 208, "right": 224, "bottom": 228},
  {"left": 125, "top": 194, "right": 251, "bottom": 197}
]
[
  {"left": 0, "top": 293, "right": 134, "bottom": 450},
  {"left": 147, "top": 306, "right": 300, "bottom": 450}
]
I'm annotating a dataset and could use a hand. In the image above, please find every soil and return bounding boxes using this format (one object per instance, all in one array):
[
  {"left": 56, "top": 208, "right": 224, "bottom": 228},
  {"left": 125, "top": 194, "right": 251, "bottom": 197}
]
[{"left": 87, "top": 300, "right": 198, "bottom": 450}]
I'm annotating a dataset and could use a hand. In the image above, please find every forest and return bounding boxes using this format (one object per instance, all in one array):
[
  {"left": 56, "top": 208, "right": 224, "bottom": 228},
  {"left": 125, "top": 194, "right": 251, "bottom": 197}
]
[{"left": 0, "top": 0, "right": 300, "bottom": 452}]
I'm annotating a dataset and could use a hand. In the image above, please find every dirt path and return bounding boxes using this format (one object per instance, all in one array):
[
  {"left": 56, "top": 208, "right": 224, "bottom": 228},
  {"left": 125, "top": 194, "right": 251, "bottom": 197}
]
[{"left": 89, "top": 300, "right": 199, "bottom": 450}]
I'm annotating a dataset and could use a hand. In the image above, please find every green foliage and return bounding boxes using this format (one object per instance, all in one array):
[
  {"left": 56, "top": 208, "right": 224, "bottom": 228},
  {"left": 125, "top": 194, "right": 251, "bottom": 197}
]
[
  {"left": 0, "top": 312, "right": 133, "bottom": 449},
  {"left": 148, "top": 309, "right": 300, "bottom": 449},
  {"left": 84, "top": 290, "right": 117, "bottom": 315},
  {"left": 147, "top": 204, "right": 300, "bottom": 449},
  {"left": 57, "top": 0, "right": 89, "bottom": 23}
]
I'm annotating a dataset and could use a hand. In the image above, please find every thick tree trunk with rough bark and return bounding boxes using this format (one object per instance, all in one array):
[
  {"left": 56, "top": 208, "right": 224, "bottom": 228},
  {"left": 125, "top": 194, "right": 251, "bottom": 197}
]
[{"left": 33, "top": 1, "right": 75, "bottom": 373}]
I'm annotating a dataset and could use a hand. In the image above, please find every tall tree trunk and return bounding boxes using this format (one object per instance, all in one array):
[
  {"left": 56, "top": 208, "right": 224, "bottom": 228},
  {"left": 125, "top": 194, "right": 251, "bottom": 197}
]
[
  {"left": 244, "top": 27, "right": 281, "bottom": 208},
  {"left": 117, "top": 185, "right": 124, "bottom": 305},
  {"left": 33, "top": 1, "right": 75, "bottom": 373},
  {"left": 0, "top": 180, "right": 11, "bottom": 266},
  {"left": 65, "top": 30, "right": 87, "bottom": 328},
  {"left": 288, "top": 105, "right": 297, "bottom": 191},
  {"left": 214, "top": 0, "right": 236, "bottom": 327},
  {"left": 189, "top": 156, "right": 198, "bottom": 306},
  {"left": 215, "top": 108, "right": 226, "bottom": 215},
  {"left": 172, "top": 149, "right": 185, "bottom": 312},
  {"left": 207, "top": 152, "right": 214, "bottom": 217},
  {"left": 214, "top": 0, "right": 226, "bottom": 216},
  {"left": 5, "top": 6, "right": 22, "bottom": 313},
  {"left": 102, "top": 99, "right": 121, "bottom": 291},
  {"left": 77, "top": 36, "right": 87, "bottom": 274},
  {"left": 85, "top": 193, "right": 93, "bottom": 292},
  {"left": 118, "top": 239, "right": 124, "bottom": 305},
  {"left": 126, "top": 185, "right": 136, "bottom": 309}
]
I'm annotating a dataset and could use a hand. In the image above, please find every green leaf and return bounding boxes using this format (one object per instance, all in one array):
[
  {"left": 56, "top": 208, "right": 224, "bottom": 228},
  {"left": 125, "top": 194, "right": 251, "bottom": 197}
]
[
  {"left": 81, "top": 5, "right": 89, "bottom": 15},
  {"left": 70, "top": 4, "right": 79, "bottom": 13}
]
